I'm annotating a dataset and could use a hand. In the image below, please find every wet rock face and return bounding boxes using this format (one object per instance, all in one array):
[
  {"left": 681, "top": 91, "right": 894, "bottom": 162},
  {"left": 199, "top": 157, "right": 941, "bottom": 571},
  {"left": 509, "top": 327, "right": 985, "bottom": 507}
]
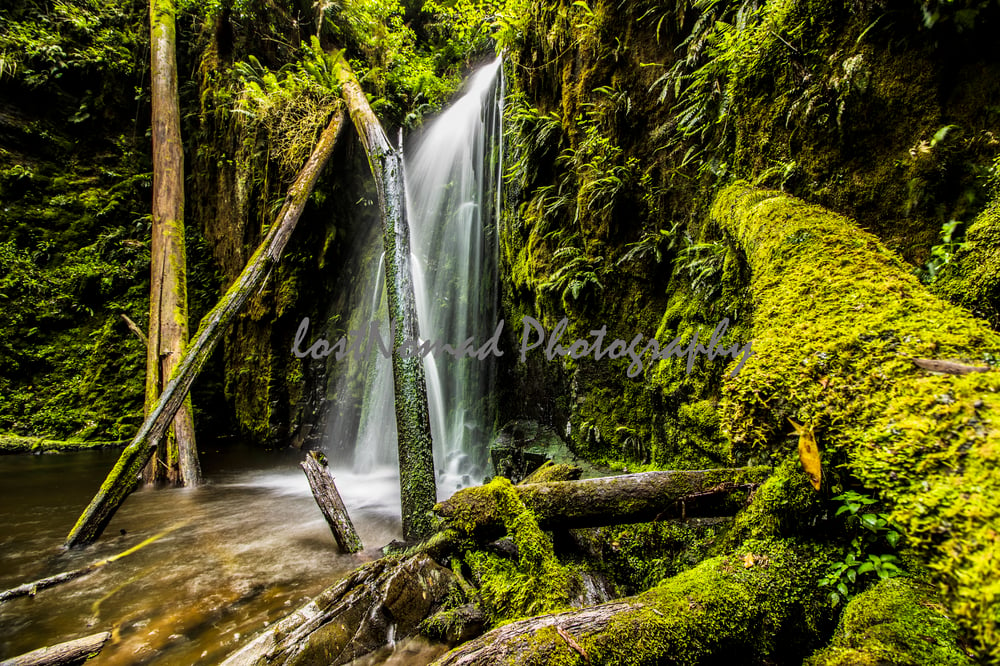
[{"left": 488, "top": 419, "right": 568, "bottom": 482}]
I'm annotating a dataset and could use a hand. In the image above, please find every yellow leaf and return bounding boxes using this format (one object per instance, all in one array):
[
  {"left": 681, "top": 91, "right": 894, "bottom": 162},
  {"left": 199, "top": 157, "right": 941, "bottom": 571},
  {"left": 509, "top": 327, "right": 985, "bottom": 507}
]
[{"left": 789, "top": 418, "right": 822, "bottom": 491}]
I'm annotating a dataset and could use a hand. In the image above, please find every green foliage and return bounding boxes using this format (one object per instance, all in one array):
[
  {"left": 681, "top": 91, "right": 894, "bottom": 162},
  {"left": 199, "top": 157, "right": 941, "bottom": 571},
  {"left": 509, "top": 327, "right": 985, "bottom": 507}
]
[
  {"left": 922, "top": 218, "right": 969, "bottom": 283},
  {"left": 675, "top": 235, "right": 726, "bottom": 300},
  {"left": 538, "top": 243, "right": 604, "bottom": 310},
  {"left": 0, "top": 0, "right": 142, "bottom": 91},
  {"left": 820, "top": 490, "right": 904, "bottom": 607},
  {"left": 234, "top": 38, "right": 342, "bottom": 176}
]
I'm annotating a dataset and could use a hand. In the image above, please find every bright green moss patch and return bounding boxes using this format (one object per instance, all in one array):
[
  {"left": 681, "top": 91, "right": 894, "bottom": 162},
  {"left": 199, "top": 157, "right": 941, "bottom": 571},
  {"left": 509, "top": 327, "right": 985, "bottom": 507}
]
[
  {"left": 935, "top": 198, "right": 1000, "bottom": 327},
  {"left": 713, "top": 184, "right": 1000, "bottom": 660},
  {"left": 0, "top": 433, "right": 126, "bottom": 454},
  {"left": 806, "top": 578, "right": 972, "bottom": 666},
  {"left": 447, "top": 477, "right": 574, "bottom": 623}
]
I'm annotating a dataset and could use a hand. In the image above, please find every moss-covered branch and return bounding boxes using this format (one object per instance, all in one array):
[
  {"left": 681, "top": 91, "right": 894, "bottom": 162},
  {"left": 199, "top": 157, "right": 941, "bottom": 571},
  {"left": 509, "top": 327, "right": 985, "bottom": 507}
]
[
  {"left": 63, "top": 108, "right": 347, "bottom": 548},
  {"left": 712, "top": 184, "right": 1000, "bottom": 660},
  {"left": 436, "top": 467, "right": 771, "bottom": 541}
]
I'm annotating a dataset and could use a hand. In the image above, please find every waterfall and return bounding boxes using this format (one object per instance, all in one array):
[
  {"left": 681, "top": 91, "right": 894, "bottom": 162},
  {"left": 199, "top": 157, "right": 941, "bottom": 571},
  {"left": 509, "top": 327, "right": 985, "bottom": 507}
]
[{"left": 324, "top": 58, "right": 504, "bottom": 501}]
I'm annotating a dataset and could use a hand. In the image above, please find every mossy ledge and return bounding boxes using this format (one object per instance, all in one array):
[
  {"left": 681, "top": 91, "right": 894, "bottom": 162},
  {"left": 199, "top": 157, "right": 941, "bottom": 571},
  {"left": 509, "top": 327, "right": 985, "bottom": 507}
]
[{"left": 712, "top": 183, "right": 1000, "bottom": 660}]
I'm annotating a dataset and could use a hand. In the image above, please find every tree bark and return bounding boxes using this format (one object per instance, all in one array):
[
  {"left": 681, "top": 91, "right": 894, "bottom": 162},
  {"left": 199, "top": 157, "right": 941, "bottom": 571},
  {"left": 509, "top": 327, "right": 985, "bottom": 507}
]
[
  {"left": 63, "top": 108, "right": 346, "bottom": 549},
  {"left": 334, "top": 56, "right": 437, "bottom": 541},
  {"left": 0, "top": 632, "right": 111, "bottom": 666},
  {"left": 434, "top": 467, "right": 770, "bottom": 541},
  {"left": 300, "top": 451, "right": 363, "bottom": 553},
  {"left": 145, "top": 0, "right": 199, "bottom": 486}
]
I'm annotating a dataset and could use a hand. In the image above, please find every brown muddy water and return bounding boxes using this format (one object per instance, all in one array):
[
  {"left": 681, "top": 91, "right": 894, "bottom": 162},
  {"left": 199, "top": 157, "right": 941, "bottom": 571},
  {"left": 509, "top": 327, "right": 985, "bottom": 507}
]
[{"left": 0, "top": 446, "right": 404, "bottom": 664}]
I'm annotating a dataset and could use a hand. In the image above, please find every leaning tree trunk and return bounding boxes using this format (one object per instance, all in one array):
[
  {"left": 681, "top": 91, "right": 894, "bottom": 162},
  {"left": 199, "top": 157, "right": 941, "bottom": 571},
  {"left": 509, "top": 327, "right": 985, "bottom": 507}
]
[
  {"left": 335, "top": 56, "right": 437, "bottom": 541},
  {"left": 145, "top": 0, "right": 199, "bottom": 486},
  {"left": 64, "top": 108, "right": 347, "bottom": 548}
]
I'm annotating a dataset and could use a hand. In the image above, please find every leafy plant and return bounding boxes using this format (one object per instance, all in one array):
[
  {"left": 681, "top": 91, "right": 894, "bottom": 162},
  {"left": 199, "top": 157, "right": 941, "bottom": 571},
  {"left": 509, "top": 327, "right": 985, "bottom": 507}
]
[
  {"left": 539, "top": 244, "right": 605, "bottom": 310},
  {"left": 922, "top": 218, "right": 969, "bottom": 283},
  {"left": 675, "top": 236, "right": 726, "bottom": 299},
  {"left": 820, "top": 490, "right": 905, "bottom": 607}
]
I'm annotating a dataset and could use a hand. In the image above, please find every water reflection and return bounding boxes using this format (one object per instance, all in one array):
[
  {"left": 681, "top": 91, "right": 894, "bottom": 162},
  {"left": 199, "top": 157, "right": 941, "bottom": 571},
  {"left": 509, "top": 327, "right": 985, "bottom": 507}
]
[{"left": 0, "top": 446, "right": 401, "bottom": 664}]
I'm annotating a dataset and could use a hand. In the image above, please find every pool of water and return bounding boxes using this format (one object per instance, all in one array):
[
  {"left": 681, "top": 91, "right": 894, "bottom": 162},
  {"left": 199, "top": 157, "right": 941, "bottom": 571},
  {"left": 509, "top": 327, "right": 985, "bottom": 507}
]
[{"left": 0, "top": 445, "right": 403, "bottom": 664}]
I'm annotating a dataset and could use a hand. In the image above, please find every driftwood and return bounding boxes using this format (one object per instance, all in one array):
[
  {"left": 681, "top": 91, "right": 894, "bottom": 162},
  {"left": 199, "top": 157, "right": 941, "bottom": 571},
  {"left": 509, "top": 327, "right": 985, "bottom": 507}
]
[
  {"left": 911, "top": 358, "right": 991, "bottom": 375},
  {"left": 335, "top": 56, "right": 437, "bottom": 541},
  {"left": 0, "top": 632, "right": 110, "bottom": 666},
  {"left": 300, "top": 451, "right": 363, "bottom": 553},
  {"left": 3, "top": 525, "right": 180, "bottom": 603},
  {"left": 220, "top": 555, "right": 454, "bottom": 666},
  {"left": 63, "top": 108, "right": 347, "bottom": 548},
  {"left": 435, "top": 467, "right": 770, "bottom": 540}
]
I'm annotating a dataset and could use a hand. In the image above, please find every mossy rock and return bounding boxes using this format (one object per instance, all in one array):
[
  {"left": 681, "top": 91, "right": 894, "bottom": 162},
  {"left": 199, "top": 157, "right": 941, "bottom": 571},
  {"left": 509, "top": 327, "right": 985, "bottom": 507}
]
[{"left": 806, "top": 578, "right": 972, "bottom": 666}]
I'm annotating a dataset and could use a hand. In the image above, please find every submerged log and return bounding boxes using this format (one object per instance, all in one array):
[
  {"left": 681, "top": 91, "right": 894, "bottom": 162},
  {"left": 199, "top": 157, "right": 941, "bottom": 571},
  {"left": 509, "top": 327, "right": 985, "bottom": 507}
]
[
  {"left": 433, "top": 544, "right": 829, "bottom": 665},
  {"left": 0, "top": 632, "right": 110, "bottom": 666},
  {"left": 335, "top": 56, "right": 437, "bottom": 541},
  {"left": 3, "top": 524, "right": 181, "bottom": 603},
  {"left": 435, "top": 467, "right": 770, "bottom": 540},
  {"left": 63, "top": 108, "right": 347, "bottom": 549},
  {"left": 300, "top": 451, "right": 363, "bottom": 553}
]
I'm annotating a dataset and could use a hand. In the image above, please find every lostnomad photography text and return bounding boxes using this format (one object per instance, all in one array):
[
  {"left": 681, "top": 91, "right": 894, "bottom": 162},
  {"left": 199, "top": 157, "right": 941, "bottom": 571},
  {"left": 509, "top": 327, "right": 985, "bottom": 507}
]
[{"left": 292, "top": 316, "right": 753, "bottom": 378}]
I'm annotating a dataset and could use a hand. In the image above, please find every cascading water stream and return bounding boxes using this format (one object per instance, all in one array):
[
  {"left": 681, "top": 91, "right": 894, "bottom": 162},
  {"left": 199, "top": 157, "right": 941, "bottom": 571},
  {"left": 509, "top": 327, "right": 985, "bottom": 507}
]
[{"left": 325, "top": 58, "right": 504, "bottom": 501}]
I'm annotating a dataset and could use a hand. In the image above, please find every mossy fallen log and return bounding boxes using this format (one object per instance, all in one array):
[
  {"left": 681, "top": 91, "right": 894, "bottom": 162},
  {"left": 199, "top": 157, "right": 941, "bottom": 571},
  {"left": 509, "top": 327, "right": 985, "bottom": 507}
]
[
  {"left": 63, "top": 107, "right": 347, "bottom": 549},
  {"left": 435, "top": 467, "right": 770, "bottom": 541},
  {"left": 334, "top": 55, "right": 436, "bottom": 541},
  {"left": 0, "top": 632, "right": 110, "bottom": 666},
  {"left": 433, "top": 540, "right": 833, "bottom": 665},
  {"left": 712, "top": 184, "right": 1000, "bottom": 660}
]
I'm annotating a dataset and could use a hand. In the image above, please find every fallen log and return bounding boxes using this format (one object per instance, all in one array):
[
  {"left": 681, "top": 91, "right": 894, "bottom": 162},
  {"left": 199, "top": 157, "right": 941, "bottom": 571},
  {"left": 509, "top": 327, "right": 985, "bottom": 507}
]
[
  {"left": 334, "top": 55, "right": 437, "bottom": 541},
  {"left": 63, "top": 107, "right": 347, "bottom": 548},
  {"left": 300, "top": 451, "right": 363, "bottom": 553},
  {"left": 433, "top": 543, "right": 831, "bottom": 665},
  {"left": 2, "top": 524, "right": 181, "bottom": 603},
  {"left": 712, "top": 184, "right": 1000, "bottom": 658},
  {"left": 435, "top": 467, "right": 770, "bottom": 540},
  {"left": 0, "top": 632, "right": 110, "bottom": 666}
]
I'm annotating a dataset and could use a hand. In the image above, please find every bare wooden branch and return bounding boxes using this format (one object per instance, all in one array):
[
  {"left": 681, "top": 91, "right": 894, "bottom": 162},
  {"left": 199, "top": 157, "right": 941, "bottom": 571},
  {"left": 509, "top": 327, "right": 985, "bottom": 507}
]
[
  {"left": 120, "top": 314, "right": 148, "bottom": 346},
  {"left": 300, "top": 451, "right": 363, "bottom": 553},
  {"left": 912, "top": 358, "right": 991, "bottom": 375},
  {"left": 0, "top": 632, "right": 111, "bottom": 666},
  {"left": 64, "top": 108, "right": 346, "bottom": 548}
]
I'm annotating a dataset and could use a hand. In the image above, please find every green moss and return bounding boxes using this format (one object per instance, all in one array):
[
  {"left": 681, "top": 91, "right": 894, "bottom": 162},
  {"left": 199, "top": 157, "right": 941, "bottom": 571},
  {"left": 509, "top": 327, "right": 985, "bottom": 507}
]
[
  {"left": 448, "top": 477, "right": 575, "bottom": 623},
  {"left": 722, "top": 455, "right": 823, "bottom": 547},
  {"left": 934, "top": 198, "right": 1000, "bottom": 326},
  {"left": 806, "top": 578, "right": 972, "bottom": 666},
  {"left": 489, "top": 540, "right": 834, "bottom": 665},
  {"left": 713, "top": 184, "right": 1000, "bottom": 660}
]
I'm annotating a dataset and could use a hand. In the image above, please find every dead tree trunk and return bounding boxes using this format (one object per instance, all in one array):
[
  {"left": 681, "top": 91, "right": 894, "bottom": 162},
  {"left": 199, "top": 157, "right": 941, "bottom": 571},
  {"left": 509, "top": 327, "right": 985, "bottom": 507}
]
[
  {"left": 0, "top": 632, "right": 110, "bottom": 666},
  {"left": 435, "top": 467, "right": 770, "bottom": 541},
  {"left": 300, "top": 451, "right": 363, "bottom": 553},
  {"left": 63, "top": 109, "right": 347, "bottom": 549},
  {"left": 145, "top": 0, "right": 199, "bottom": 486},
  {"left": 335, "top": 56, "right": 437, "bottom": 541}
]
